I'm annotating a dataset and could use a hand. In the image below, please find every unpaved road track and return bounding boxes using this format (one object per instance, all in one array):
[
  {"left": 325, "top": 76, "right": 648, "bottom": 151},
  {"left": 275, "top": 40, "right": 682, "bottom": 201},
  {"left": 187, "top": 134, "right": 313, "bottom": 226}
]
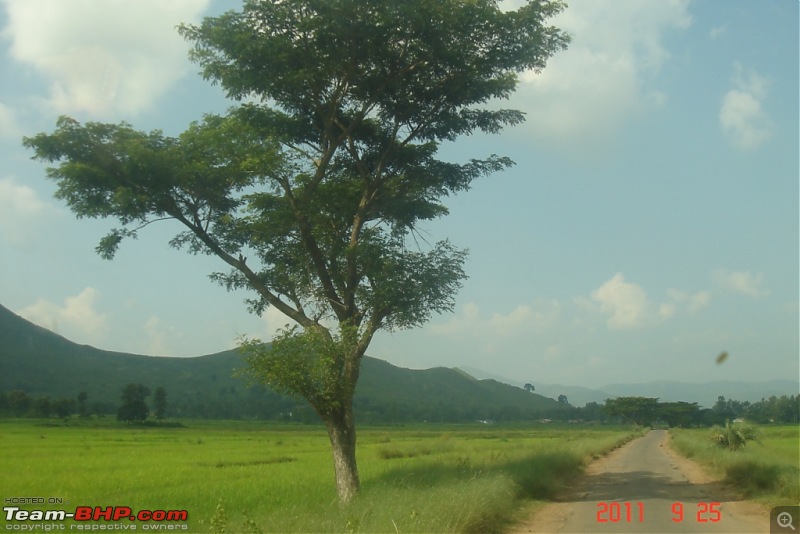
[{"left": 510, "top": 430, "right": 768, "bottom": 533}]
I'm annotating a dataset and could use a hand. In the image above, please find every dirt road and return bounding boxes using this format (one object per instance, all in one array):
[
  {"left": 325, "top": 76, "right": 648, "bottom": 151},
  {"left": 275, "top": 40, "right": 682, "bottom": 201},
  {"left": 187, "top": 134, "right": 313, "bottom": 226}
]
[{"left": 510, "top": 430, "right": 769, "bottom": 533}]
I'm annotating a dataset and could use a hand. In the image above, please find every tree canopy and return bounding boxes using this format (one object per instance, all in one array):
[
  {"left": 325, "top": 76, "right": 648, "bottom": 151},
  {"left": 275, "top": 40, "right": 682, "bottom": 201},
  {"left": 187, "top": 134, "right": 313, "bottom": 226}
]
[
  {"left": 117, "top": 384, "right": 150, "bottom": 424},
  {"left": 24, "top": 0, "right": 569, "bottom": 502}
]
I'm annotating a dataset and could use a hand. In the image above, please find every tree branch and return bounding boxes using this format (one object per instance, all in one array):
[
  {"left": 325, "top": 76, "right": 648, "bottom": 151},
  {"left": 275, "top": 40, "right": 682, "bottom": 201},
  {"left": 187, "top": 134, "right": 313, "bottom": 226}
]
[{"left": 170, "top": 206, "right": 313, "bottom": 327}]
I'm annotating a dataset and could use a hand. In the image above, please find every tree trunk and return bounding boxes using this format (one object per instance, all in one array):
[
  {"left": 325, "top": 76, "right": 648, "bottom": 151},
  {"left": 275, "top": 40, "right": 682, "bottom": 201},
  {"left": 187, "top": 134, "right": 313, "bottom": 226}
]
[{"left": 322, "top": 402, "right": 360, "bottom": 503}]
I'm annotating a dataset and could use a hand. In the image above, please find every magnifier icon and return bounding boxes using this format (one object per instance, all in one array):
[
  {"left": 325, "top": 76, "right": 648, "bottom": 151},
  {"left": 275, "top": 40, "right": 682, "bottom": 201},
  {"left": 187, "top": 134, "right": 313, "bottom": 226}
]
[{"left": 778, "top": 512, "right": 796, "bottom": 531}]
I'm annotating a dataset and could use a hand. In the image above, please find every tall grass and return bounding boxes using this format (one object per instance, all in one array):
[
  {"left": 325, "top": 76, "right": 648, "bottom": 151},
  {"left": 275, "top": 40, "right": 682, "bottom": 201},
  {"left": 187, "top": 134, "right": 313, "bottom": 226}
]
[
  {"left": 0, "top": 420, "right": 641, "bottom": 532},
  {"left": 669, "top": 425, "right": 799, "bottom": 506}
]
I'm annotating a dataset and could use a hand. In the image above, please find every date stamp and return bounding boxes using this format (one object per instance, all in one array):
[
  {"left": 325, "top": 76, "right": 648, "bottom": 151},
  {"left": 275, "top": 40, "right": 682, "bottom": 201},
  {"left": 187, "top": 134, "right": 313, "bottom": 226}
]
[{"left": 596, "top": 501, "right": 722, "bottom": 524}]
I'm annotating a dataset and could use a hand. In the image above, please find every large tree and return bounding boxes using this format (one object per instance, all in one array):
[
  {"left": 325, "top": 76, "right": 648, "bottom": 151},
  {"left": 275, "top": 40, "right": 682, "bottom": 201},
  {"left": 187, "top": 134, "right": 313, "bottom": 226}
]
[
  {"left": 117, "top": 384, "right": 151, "bottom": 424},
  {"left": 24, "top": 0, "right": 568, "bottom": 502},
  {"left": 604, "top": 396, "right": 661, "bottom": 426}
]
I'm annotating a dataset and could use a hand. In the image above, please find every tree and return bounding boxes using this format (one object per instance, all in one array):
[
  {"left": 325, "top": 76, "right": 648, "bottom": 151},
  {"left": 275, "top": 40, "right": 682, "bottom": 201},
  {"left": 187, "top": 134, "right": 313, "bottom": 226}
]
[
  {"left": 580, "top": 401, "right": 606, "bottom": 422},
  {"left": 117, "top": 384, "right": 150, "bottom": 424},
  {"left": 53, "top": 398, "right": 75, "bottom": 419},
  {"left": 557, "top": 394, "right": 569, "bottom": 404},
  {"left": 712, "top": 395, "right": 735, "bottom": 423},
  {"left": 32, "top": 397, "right": 52, "bottom": 418},
  {"left": 524, "top": 383, "right": 535, "bottom": 393},
  {"left": 154, "top": 386, "right": 168, "bottom": 420},
  {"left": 77, "top": 391, "right": 89, "bottom": 417},
  {"left": 8, "top": 390, "right": 32, "bottom": 417},
  {"left": 24, "top": 0, "right": 568, "bottom": 502},
  {"left": 658, "top": 401, "right": 702, "bottom": 428},
  {"left": 604, "top": 397, "right": 660, "bottom": 426}
]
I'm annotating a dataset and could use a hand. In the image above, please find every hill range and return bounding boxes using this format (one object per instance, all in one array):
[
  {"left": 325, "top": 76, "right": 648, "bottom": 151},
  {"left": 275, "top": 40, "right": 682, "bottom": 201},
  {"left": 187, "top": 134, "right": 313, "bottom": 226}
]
[
  {"left": 3, "top": 303, "right": 794, "bottom": 420},
  {"left": 0, "top": 304, "right": 566, "bottom": 422}
]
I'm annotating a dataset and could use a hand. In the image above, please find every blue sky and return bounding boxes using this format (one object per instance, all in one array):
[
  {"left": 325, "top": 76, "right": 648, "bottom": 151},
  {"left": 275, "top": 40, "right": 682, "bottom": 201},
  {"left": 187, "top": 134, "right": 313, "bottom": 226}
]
[{"left": 0, "top": 0, "right": 797, "bottom": 389}]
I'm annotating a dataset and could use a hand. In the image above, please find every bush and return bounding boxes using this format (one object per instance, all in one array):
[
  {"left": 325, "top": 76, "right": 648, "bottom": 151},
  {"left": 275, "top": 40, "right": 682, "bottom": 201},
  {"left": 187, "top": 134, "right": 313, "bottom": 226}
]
[
  {"left": 725, "top": 461, "right": 780, "bottom": 494},
  {"left": 709, "top": 421, "right": 758, "bottom": 450}
]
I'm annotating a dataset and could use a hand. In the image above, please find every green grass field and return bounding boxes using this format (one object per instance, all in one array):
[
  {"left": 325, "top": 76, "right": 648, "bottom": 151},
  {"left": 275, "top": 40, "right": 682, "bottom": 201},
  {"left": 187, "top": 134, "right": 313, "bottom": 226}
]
[
  {"left": 669, "top": 425, "right": 800, "bottom": 507},
  {"left": 0, "top": 419, "right": 643, "bottom": 533}
]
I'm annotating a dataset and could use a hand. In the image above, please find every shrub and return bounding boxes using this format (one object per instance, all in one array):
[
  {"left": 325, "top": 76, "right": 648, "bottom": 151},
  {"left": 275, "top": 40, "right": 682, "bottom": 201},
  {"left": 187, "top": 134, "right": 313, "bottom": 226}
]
[
  {"left": 709, "top": 421, "right": 758, "bottom": 450},
  {"left": 725, "top": 461, "right": 780, "bottom": 494}
]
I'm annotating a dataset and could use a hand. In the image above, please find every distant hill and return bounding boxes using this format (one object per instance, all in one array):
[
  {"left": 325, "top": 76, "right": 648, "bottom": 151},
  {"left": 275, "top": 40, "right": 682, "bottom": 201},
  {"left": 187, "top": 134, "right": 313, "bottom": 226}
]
[
  {"left": 0, "top": 304, "right": 565, "bottom": 422},
  {"left": 459, "top": 366, "right": 799, "bottom": 409}
]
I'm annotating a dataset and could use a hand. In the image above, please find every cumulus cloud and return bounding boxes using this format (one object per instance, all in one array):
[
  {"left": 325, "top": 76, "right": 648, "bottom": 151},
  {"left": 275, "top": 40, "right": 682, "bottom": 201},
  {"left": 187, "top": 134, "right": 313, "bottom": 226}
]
[
  {"left": 20, "top": 287, "right": 108, "bottom": 344},
  {"left": 429, "top": 302, "right": 481, "bottom": 335},
  {"left": 0, "top": 177, "right": 59, "bottom": 246},
  {"left": 430, "top": 300, "right": 561, "bottom": 337},
  {"left": 719, "top": 64, "right": 772, "bottom": 150},
  {"left": 260, "top": 305, "right": 296, "bottom": 341},
  {"left": 588, "top": 276, "right": 712, "bottom": 329},
  {"left": 713, "top": 269, "right": 769, "bottom": 297},
  {"left": 488, "top": 304, "right": 533, "bottom": 336},
  {"left": 590, "top": 273, "right": 651, "bottom": 329},
  {"left": 666, "top": 288, "right": 711, "bottom": 313},
  {"left": 512, "top": 0, "right": 691, "bottom": 146},
  {"left": 142, "top": 315, "right": 184, "bottom": 356},
  {"left": 2, "top": 0, "right": 210, "bottom": 118}
]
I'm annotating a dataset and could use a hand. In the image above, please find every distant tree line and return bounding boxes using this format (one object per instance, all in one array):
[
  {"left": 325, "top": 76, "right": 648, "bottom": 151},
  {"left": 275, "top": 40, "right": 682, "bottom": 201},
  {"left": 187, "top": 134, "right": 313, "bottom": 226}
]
[
  {"left": 598, "top": 395, "right": 800, "bottom": 426},
  {"left": 0, "top": 384, "right": 171, "bottom": 423},
  {"left": 0, "top": 387, "right": 797, "bottom": 426}
]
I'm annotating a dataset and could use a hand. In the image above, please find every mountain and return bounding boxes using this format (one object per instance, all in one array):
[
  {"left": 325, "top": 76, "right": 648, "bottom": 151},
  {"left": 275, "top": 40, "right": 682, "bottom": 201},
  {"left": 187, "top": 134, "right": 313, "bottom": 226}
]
[
  {"left": 458, "top": 366, "right": 799, "bottom": 409},
  {"left": 0, "top": 304, "right": 564, "bottom": 422}
]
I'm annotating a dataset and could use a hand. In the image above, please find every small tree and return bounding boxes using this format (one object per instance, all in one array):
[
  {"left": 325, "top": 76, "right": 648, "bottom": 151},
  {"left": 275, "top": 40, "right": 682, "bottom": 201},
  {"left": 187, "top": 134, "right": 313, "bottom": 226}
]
[
  {"left": 524, "top": 383, "right": 535, "bottom": 393},
  {"left": 153, "top": 386, "right": 168, "bottom": 420},
  {"left": 709, "top": 421, "right": 759, "bottom": 451},
  {"left": 24, "top": 0, "right": 569, "bottom": 502},
  {"left": 117, "top": 384, "right": 150, "bottom": 424}
]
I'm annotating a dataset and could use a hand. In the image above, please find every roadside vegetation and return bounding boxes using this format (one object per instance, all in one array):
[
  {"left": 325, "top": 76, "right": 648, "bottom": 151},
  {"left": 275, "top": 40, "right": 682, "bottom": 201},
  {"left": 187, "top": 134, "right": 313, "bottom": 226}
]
[
  {"left": 0, "top": 419, "right": 642, "bottom": 532},
  {"left": 669, "top": 425, "right": 799, "bottom": 507}
]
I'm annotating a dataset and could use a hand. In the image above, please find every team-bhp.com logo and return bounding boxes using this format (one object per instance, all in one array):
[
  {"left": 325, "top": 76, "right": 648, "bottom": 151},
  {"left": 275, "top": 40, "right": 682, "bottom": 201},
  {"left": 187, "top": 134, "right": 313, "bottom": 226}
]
[{"left": 4, "top": 506, "right": 188, "bottom": 530}]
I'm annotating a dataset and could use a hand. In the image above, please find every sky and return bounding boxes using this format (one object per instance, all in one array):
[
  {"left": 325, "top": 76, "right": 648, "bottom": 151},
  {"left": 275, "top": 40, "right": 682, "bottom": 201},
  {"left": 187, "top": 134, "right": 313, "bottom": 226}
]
[{"left": 0, "top": 0, "right": 797, "bottom": 390}]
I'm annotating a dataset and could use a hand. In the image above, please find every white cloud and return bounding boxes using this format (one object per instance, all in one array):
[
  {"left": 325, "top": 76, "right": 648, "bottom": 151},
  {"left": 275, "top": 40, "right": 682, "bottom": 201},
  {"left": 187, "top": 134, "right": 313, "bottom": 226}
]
[
  {"left": 20, "top": 287, "right": 108, "bottom": 344},
  {"left": 658, "top": 302, "right": 677, "bottom": 319},
  {"left": 713, "top": 269, "right": 769, "bottom": 297},
  {"left": 666, "top": 288, "right": 711, "bottom": 313},
  {"left": 687, "top": 291, "right": 711, "bottom": 312},
  {"left": 261, "top": 304, "right": 295, "bottom": 341},
  {"left": 709, "top": 26, "right": 727, "bottom": 39},
  {"left": 590, "top": 273, "right": 650, "bottom": 329},
  {"left": 488, "top": 304, "right": 533, "bottom": 336},
  {"left": 143, "top": 315, "right": 183, "bottom": 356},
  {"left": 719, "top": 64, "right": 772, "bottom": 150},
  {"left": 430, "top": 300, "right": 561, "bottom": 337},
  {"left": 2, "top": 0, "right": 210, "bottom": 118},
  {"left": 429, "top": 302, "right": 481, "bottom": 335},
  {"left": 514, "top": 0, "right": 691, "bottom": 146},
  {"left": 0, "top": 177, "right": 59, "bottom": 246}
]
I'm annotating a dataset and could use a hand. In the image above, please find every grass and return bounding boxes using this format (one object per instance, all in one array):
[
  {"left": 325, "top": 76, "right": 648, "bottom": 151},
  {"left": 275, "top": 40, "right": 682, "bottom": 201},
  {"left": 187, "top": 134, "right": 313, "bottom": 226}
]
[
  {"left": 0, "top": 419, "right": 642, "bottom": 532},
  {"left": 669, "top": 425, "right": 800, "bottom": 507}
]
